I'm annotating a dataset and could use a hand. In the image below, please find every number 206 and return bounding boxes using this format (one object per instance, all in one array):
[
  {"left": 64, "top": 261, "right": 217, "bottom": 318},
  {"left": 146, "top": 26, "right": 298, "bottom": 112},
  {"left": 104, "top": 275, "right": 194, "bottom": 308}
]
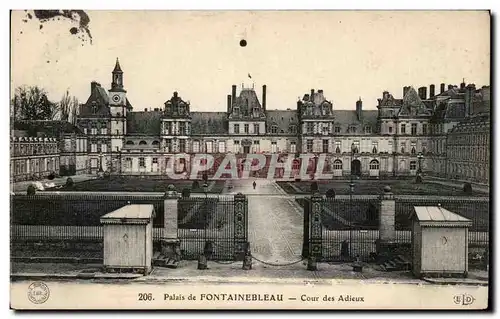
[{"left": 138, "top": 293, "right": 153, "bottom": 301}]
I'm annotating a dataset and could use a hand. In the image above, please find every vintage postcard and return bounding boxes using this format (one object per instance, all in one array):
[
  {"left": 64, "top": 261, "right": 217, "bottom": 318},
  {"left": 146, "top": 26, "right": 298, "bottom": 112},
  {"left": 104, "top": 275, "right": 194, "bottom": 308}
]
[{"left": 9, "top": 10, "right": 490, "bottom": 310}]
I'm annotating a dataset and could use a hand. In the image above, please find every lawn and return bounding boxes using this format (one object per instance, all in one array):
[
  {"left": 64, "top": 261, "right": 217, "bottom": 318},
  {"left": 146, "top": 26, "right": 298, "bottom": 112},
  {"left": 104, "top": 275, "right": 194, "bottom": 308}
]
[
  {"left": 277, "top": 179, "right": 484, "bottom": 196},
  {"left": 46, "top": 176, "right": 226, "bottom": 193}
]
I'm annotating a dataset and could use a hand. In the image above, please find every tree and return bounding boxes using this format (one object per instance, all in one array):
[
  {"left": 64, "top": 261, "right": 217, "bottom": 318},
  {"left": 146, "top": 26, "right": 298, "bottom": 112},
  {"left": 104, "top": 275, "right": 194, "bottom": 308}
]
[
  {"left": 58, "top": 90, "right": 80, "bottom": 125},
  {"left": 12, "top": 86, "right": 59, "bottom": 121}
]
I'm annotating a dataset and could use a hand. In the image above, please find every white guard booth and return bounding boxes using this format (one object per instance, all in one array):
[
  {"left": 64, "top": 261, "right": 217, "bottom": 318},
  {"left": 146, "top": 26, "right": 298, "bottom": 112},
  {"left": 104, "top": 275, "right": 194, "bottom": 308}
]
[
  {"left": 100, "top": 204, "right": 155, "bottom": 275},
  {"left": 411, "top": 206, "right": 472, "bottom": 278}
]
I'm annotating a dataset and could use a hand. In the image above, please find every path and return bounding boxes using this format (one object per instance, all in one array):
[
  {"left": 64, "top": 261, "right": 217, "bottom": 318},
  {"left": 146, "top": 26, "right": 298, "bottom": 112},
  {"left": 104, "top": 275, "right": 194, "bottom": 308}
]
[{"left": 224, "top": 179, "right": 304, "bottom": 264}]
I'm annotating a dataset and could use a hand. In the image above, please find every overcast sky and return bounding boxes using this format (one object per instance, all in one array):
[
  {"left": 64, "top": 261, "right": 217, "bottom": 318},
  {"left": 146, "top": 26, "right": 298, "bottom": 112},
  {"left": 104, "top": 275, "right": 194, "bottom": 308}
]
[{"left": 11, "top": 10, "right": 490, "bottom": 111}]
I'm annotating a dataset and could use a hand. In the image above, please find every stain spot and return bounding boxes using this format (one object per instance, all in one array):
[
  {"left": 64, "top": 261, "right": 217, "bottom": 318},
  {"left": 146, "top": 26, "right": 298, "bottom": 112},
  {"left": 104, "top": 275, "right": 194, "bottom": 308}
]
[
  {"left": 27, "top": 13, "right": 32, "bottom": 19},
  {"left": 46, "top": 60, "right": 50, "bottom": 63},
  {"left": 70, "top": 27, "right": 78, "bottom": 35},
  {"left": 32, "top": 10, "right": 93, "bottom": 44},
  {"left": 39, "top": 24, "right": 43, "bottom": 30},
  {"left": 19, "top": 31, "right": 23, "bottom": 34},
  {"left": 22, "top": 19, "right": 27, "bottom": 23},
  {"left": 239, "top": 39, "right": 247, "bottom": 47}
]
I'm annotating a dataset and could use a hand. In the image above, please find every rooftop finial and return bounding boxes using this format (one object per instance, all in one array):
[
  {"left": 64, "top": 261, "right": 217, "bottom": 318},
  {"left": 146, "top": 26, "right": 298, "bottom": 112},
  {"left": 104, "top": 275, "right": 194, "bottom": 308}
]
[{"left": 113, "top": 58, "right": 122, "bottom": 73}]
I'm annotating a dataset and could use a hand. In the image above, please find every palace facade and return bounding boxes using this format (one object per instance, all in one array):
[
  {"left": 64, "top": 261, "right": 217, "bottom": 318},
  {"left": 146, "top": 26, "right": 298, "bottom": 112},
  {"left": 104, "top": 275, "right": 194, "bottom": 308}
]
[{"left": 10, "top": 59, "right": 491, "bottom": 184}]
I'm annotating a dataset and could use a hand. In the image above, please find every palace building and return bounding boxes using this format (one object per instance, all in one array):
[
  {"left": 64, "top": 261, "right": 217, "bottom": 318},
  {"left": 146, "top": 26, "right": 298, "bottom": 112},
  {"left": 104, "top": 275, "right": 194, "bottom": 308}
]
[{"left": 11, "top": 58, "right": 490, "bottom": 184}]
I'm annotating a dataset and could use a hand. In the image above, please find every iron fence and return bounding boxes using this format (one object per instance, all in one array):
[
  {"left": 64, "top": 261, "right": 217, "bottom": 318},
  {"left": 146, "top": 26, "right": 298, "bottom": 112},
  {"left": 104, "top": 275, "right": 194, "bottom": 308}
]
[
  {"left": 394, "top": 197, "right": 490, "bottom": 245},
  {"left": 10, "top": 193, "right": 166, "bottom": 241},
  {"left": 177, "top": 195, "right": 240, "bottom": 261}
]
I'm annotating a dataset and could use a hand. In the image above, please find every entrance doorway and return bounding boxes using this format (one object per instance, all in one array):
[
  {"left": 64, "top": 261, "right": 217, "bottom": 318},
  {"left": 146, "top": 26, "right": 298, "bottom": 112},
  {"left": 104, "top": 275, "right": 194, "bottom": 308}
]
[{"left": 351, "top": 159, "right": 361, "bottom": 177}]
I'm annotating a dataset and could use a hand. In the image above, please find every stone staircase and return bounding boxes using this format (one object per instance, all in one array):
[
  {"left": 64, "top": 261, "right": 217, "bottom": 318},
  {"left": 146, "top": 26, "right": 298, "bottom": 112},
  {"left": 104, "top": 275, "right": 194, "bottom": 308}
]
[
  {"left": 152, "top": 251, "right": 179, "bottom": 269},
  {"left": 379, "top": 254, "right": 411, "bottom": 272}
]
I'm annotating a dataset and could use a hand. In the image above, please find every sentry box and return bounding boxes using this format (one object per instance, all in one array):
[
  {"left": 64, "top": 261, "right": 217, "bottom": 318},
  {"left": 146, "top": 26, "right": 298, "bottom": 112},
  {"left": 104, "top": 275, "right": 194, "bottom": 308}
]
[
  {"left": 411, "top": 206, "right": 472, "bottom": 278},
  {"left": 100, "top": 204, "right": 155, "bottom": 275}
]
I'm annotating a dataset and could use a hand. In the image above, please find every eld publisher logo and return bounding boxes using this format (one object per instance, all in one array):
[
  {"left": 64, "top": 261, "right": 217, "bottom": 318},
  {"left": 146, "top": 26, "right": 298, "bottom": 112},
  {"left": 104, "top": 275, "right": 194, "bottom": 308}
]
[{"left": 453, "top": 293, "right": 475, "bottom": 306}]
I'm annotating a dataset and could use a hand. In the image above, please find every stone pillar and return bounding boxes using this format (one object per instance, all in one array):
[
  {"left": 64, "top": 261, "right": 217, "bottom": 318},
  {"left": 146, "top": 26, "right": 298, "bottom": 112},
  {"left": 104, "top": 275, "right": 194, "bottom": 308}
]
[
  {"left": 376, "top": 186, "right": 397, "bottom": 259},
  {"left": 233, "top": 193, "right": 248, "bottom": 261},
  {"left": 308, "top": 193, "right": 323, "bottom": 269},
  {"left": 161, "top": 188, "right": 181, "bottom": 261}
]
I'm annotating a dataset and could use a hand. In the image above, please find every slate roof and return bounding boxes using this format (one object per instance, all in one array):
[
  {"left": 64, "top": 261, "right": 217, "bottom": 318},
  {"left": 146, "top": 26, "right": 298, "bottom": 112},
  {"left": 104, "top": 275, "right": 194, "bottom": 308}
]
[
  {"left": 266, "top": 110, "right": 298, "bottom": 134},
  {"left": 80, "top": 82, "right": 111, "bottom": 117},
  {"left": 191, "top": 112, "right": 228, "bottom": 135},
  {"left": 398, "top": 87, "right": 432, "bottom": 117},
  {"left": 126, "top": 111, "right": 162, "bottom": 135},
  {"left": 13, "top": 120, "right": 82, "bottom": 137},
  {"left": 334, "top": 110, "right": 378, "bottom": 133}
]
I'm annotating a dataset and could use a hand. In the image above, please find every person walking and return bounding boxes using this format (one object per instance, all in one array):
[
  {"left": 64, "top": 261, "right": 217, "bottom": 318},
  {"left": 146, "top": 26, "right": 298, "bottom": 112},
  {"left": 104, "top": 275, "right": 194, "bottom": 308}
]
[{"left": 252, "top": 181, "right": 256, "bottom": 189}]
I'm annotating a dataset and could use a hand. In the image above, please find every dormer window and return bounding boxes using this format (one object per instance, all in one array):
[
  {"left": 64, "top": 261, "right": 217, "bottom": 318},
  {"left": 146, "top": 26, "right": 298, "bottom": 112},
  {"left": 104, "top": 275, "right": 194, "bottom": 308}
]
[{"left": 139, "top": 140, "right": 147, "bottom": 145}]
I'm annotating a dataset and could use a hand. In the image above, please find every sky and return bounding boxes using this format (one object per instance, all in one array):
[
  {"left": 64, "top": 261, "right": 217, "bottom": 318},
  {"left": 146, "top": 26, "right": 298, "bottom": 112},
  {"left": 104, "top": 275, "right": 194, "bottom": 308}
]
[{"left": 10, "top": 10, "right": 490, "bottom": 111}]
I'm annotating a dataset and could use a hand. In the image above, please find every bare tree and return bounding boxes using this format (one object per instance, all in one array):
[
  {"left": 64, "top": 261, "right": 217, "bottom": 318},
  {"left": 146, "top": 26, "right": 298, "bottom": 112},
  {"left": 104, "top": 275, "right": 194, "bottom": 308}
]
[
  {"left": 58, "top": 90, "right": 80, "bottom": 125},
  {"left": 12, "top": 86, "right": 59, "bottom": 121}
]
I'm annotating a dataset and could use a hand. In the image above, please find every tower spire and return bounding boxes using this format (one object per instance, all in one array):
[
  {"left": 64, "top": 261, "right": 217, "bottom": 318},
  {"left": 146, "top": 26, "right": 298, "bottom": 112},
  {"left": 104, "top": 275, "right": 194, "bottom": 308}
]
[
  {"left": 113, "top": 58, "right": 122, "bottom": 73},
  {"left": 110, "top": 58, "right": 125, "bottom": 92}
]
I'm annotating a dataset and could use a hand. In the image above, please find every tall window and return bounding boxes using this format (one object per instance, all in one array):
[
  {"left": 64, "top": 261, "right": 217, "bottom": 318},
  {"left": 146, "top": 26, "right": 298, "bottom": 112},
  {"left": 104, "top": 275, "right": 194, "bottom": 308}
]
[
  {"left": 372, "top": 141, "right": 378, "bottom": 153},
  {"left": 271, "top": 125, "right": 278, "bottom": 134},
  {"left": 369, "top": 160, "right": 380, "bottom": 170},
  {"left": 422, "top": 124, "right": 428, "bottom": 135},
  {"left": 164, "top": 122, "right": 171, "bottom": 135},
  {"left": 234, "top": 140, "right": 240, "bottom": 153},
  {"left": 206, "top": 141, "right": 213, "bottom": 153},
  {"left": 101, "top": 143, "right": 107, "bottom": 153},
  {"left": 234, "top": 124, "right": 240, "bottom": 134},
  {"left": 411, "top": 142, "right": 416, "bottom": 155},
  {"left": 411, "top": 123, "right": 417, "bottom": 135},
  {"left": 290, "top": 141, "right": 296, "bottom": 153},
  {"left": 306, "top": 140, "right": 313, "bottom": 152},
  {"left": 271, "top": 141, "right": 277, "bottom": 153},
  {"left": 91, "top": 143, "right": 97, "bottom": 153},
  {"left": 83, "top": 128, "right": 88, "bottom": 135},
  {"left": 335, "top": 141, "right": 341, "bottom": 153},
  {"left": 410, "top": 161, "right": 417, "bottom": 170},
  {"left": 388, "top": 126, "right": 393, "bottom": 133},
  {"left": 165, "top": 139, "right": 172, "bottom": 153},
  {"left": 401, "top": 124, "right": 406, "bottom": 134},
  {"left": 192, "top": 141, "right": 200, "bottom": 153},
  {"left": 253, "top": 140, "right": 260, "bottom": 153},
  {"left": 388, "top": 140, "right": 393, "bottom": 152},
  {"left": 125, "top": 158, "right": 132, "bottom": 170},
  {"left": 179, "top": 140, "right": 186, "bottom": 153},
  {"left": 179, "top": 122, "right": 186, "bottom": 135},
  {"left": 101, "top": 127, "right": 107, "bottom": 135},
  {"left": 218, "top": 141, "right": 226, "bottom": 153},
  {"left": 333, "top": 159, "right": 342, "bottom": 170},
  {"left": 152, "top": 158, "right": 158, "bottom": 164},
  {"left": 91, "top": 127, "right": 97, "bottom": 135},
  {"left": 364, "top": 126, "right": 372, "bottom": 134},
  {"left": 322, "top": 140, "right": 329, "bottom": 153},
  {"left": 349, "top": 126, "right": 357, "bottom": 133},
  {"left": 289, "top": 125, "right": 296, "bottom": 134},
  {"left": 352, "top": 141, "right": 360, "bottom": 153},
  {"left": 306, "top": 122, "right": 314, "bottom": 133},
  {"left": 254, "top": 124, "right": 260, "bottom": 135},
  {"left": 334, "top": 126, "right": 341, "bottom": 133},
  {"left": 139, "top": 157, "right": 146, "bottom": 168},
  {"left": 244, "top": 124, "right": 249, "bottom": 133},
  {"left": 322, "top": 126, "right": 329, "bottom": 135},
  {"left": 401, "top": 142, "right": 406, "bottom": 154}
]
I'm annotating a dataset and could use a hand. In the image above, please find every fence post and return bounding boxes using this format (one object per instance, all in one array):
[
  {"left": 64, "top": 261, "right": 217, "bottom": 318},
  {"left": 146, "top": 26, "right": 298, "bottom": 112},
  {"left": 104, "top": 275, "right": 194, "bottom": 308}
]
[
  {"left": 376, "top": 186, "right": 397, "bottom": 260},
  {"left": 161, "top": 188, "right": 181, "bottom": 262},
  {"left": 234, "top": 192, "right": 248, "bottom": 261},
  {"left": 308, "top": 193, "right": 323, "bottom": 270}
]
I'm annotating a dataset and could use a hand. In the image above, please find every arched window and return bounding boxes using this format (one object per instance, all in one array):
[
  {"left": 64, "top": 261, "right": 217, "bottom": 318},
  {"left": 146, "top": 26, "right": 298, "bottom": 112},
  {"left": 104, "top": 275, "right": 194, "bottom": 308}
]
[
  {"left": 152, "top": 140, "right": 160, "bottom": 146},
  {"left": 333, "top": 159, "right": 343, "bottom": 170},
  {"left": 126, "top": 140, "right": 134, "bottom": 145},
  {"left": 369, "top": 160, "right": 380, "bottom": 170},
  {"left": 411, "top": 147, "right": 416, "bottom": 155},
  {"left": 139, "top": 140, "right": 147, "bottom": 145}
]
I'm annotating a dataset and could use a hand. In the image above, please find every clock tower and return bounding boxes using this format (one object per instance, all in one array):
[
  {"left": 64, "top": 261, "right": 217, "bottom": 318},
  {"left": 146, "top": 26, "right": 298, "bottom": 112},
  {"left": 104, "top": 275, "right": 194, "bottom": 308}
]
[{"left": 108, "top": 58, "right": 127, "bottom": 155}]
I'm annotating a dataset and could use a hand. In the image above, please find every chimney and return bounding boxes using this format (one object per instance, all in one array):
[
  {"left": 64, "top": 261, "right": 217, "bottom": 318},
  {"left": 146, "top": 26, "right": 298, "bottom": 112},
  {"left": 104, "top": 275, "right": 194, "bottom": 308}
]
[
  {"left": 403, "top": 86, "right": 410, "bottom": 97},
  {"left": 429, "top": 84, "right": 435, "bottom": 98},
  {"left": 318, "top": 89, "right": 323, "bottom": 94},
  {"left": 465, "top": 84, "right": 476, "bottom": 116},
  {"left": 460, "top": 81, "right": 466, "bottom": 90},
  {"left": 440, "top": 83, "right": 445, "bottom": 93},
  {"left": 145, "top": 108, "right": 148, "bottom": 112},
  {"left": 448, "top": 84, "right": 453, "bottom": 90},
  {"left": 418, "top": 86, "right": 427, "bottom": 100},
  {"left": 227, "top": 94, "right": 232, "bottom": 113},
  {"left": 311, "top": 89, "right": 315, "bottom": 99},
  {"left": 231, "top": 85, "right": 237, "bottom": 103},
  {"left": 356, "top": 98, "right": 363, "bottom": 121},
  {"left": 262, "top": 85, "right": 267, "bottom": 111}
]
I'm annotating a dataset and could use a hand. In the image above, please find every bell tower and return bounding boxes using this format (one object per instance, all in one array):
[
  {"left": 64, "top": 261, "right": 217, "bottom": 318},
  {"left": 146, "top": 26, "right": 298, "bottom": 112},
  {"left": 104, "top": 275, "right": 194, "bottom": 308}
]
[{"left": 108, "top": 58, "right": 127, "bottom": 158}]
